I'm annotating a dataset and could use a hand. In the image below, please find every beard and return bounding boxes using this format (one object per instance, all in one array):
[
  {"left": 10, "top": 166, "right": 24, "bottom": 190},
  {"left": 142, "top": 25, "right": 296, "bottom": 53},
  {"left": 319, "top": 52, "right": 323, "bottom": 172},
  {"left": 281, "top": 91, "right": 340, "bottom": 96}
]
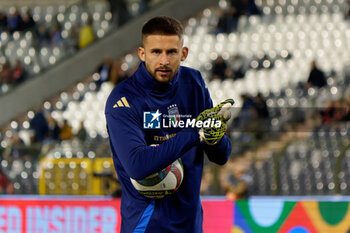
[{"left": 147, "top": 65, "right": 176, "bottom": 83}]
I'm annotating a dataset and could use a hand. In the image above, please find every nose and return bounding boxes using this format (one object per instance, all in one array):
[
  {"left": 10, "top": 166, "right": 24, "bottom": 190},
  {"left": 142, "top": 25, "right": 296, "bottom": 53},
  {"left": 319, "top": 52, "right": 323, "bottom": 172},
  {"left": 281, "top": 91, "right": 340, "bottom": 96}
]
[{"left": 159, "top": 52, "right": 170, "bottom": 66}]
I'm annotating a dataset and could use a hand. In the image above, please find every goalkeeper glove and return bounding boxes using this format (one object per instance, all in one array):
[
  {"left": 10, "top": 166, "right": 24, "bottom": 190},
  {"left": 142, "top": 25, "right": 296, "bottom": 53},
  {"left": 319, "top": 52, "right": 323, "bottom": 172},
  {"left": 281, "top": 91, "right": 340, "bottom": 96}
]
[{"left": 196, "top": 99, "right": 234, "bottom": 145}]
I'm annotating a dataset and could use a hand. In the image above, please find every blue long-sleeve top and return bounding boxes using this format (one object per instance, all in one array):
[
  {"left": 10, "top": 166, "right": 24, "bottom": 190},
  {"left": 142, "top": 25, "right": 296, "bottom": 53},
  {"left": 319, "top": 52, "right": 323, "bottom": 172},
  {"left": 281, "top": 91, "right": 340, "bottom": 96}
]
[{"left": 105, "top": 62, "right": 231, "bottom": 233}]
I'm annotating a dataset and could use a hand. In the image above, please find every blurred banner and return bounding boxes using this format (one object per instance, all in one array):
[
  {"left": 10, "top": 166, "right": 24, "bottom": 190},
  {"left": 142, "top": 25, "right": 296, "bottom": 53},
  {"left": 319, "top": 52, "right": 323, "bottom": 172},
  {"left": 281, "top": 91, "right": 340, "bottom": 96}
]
[
  {"left": 0, "top": 197, "right": 232, "bottom": 233},
  {"left": 0, "top": 197, "right": 233, "bottom": 233},
  {"left": 2, "top": 196, "right": 350, "bottom": 232},
  {"left": 0, "top": 197, "right": 121, "bottom": 233},
  {"left": 232, "top": 197, "right": 350, "bottom": 233}
]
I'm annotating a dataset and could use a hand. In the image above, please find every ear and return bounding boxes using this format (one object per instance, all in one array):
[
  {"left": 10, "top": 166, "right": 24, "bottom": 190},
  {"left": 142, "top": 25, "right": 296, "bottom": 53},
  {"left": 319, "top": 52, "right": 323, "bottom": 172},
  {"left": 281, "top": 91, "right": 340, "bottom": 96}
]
[
  {"left": 181, "top": 46, "right": 188, "bottom": 62},
  {"left": 138, "top": 47, "right": 145, "bottom": 62}
]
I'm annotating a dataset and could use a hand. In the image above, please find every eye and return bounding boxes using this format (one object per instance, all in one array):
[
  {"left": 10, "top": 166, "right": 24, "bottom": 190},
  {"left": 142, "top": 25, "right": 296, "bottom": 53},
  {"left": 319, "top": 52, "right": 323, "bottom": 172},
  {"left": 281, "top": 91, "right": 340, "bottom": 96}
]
[
  {"left": 152, "top": 50, "right": 161, "bottom": 55},
  {"left": 168, "top": 50, "right": 178, "bottom": 55}
]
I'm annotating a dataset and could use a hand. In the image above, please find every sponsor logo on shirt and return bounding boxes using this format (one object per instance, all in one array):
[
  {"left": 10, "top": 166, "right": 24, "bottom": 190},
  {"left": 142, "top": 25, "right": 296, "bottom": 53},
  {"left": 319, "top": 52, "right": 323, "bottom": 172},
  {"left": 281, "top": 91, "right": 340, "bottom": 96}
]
[
  {"left": 143, "top": 110, "right": 161, "bottom": 129},
  {"left": 143, "top": 106, "right": 221, "bottom": 129},
  {"left": 113, "top": 97, "right": 130, "bottom": 108}
]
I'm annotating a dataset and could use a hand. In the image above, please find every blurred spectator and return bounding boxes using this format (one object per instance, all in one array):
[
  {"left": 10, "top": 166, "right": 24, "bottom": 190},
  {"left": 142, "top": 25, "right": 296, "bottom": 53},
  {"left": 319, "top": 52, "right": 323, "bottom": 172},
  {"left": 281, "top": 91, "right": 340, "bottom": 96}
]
[
  {"left": 216, "top": 0, "right": 260, "bottom": 34},
  {"left": 345, "top": 88, "right": 350, "bottom": 121},
  {"left": 241, "top": 93, "right": 255, "bottom": 111},
  {"left": 344, "top": 0, "right": 350, "bottom": 20},
  {"left": 109, "top": 60, "right": 120, "bottom": 85},
  {"left": 220, "top": 161, "right": 252, "bottom": 200},
  {"left": 229, "top": 0, "right": 245, "bottom": 31},
  {"left": 254, "top": 93, "right": 269, "bottom": 119},
  {"left": 223, "top": 68, "right": 235, "bottom": 80},
  {"left": 253, "top": 93, "right": 270, "bottom": 139},
  {"left": 138, "top": 0, "right": 152, "bottom": 15},
  {"left": 47, "top": 115, "right": 61, "bottom": 141},
  {"left": 215, "top": 11, "right": 231, "bottom": 34},
  {"left": 216, "top": 0, "right": 245, "bottom": 34},
  {"left": 59, "top": 119, "right": 73, "bottom": 140},
  {"left": 240, "top": 93, "right": 256, "bottom": 121},
  {"left": 21, "top": 9, "right": 36, "bottom": 31},
  {"left": 34, "top": 24, "right": 50, "bottom": 48},
  {"left": 11, "top": 59, "right": 27, "bottom": 83},
  {"left": 229, "top": 54, "right": 247, "bottom": 80},
  {"left": 107, "top": 0, "right": 131, "bottom": 26},
  {"left": 7, "top": 8, "right": 23, "bottom": 33},
  {"left": 320, "top": 99, "right": 350, "bottom": 124},
  {"left": 212, "top": 55, "right": 229, "bottom": 81},
  {"left": 30, "top": 110, "right": 49, "bottom": 143},
  {"left": 0, "top": 61, "right": 12, "bottom": 83},
  {"left": 96, "top": 54, "right": 113, "bottom": 88},
  {"left": 232, "top": 94, "right": 257, "bottom": 134},
  {"left": 76, "top": 121, "right": 87, "bottom": 141},
  {"left": 49, "top": 22, "right": 63, "bottom": 46},
  {"left": 243, "top": 0, "right": 261, "bottom": 16},
  {"left": 79, "top": 17, "right": 95, "bottom": 49},
  {"left": 6, "top": 132, "right": 25, "bottom": 156},
  {"left": 306, "top": 60, "right": 327, "bottom": 88},
  {"left": 68, "top": 23, "right": 81, "bottom": 50},
  {"left": 0, "top": 59, "right": 26, "bottom": 84},
  {"left": 8, "top": 131, "right": 24, "bottom": 145},
  {"left": 0, "top": 11, "right": 8, "bottom": 32},
  {"left": 116, "top": 67, "right": 129, "bottom": 84},
  {"left": 0, "top": 169, "right": 14, "bottom": 194},
  {"left": 224, "top": 166, "right": 251, "bottom": 200},
  {"left": 109, "top": 61, "right": 129, "bottom": 85}
]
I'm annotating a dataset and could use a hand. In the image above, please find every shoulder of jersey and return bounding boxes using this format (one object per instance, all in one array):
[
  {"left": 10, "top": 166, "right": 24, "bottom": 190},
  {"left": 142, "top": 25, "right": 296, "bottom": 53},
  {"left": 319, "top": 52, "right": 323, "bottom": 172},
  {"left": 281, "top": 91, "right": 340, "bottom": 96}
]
[
  {"left": 179, "top": 66, "right": 206, "bottom": 88},
  {"left": 106, "top": 78, "right": 138, "bottom": 112}
]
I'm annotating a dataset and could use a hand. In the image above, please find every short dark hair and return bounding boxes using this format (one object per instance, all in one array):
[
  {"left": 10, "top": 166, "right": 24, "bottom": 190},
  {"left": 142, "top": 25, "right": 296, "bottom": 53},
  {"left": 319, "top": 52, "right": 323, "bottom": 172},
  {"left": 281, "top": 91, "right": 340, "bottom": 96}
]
[{"left": 141, "top": 16, "right": 184, "bottom": 42}]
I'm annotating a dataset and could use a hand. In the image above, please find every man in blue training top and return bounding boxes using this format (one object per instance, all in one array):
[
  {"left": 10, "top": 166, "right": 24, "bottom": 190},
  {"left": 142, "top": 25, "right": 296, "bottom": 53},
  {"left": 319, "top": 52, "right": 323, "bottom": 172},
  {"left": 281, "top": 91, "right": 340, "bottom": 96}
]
[{"left": 105, "top": 16, "right": 233, "bottom": 233}]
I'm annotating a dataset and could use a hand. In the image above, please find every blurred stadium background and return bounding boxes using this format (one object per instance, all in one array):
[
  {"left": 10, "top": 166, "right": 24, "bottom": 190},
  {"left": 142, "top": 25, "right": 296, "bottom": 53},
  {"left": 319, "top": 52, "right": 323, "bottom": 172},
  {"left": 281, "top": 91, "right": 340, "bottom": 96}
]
[{"left": 0, "top": 0, "right": 350, "bottom": 232}]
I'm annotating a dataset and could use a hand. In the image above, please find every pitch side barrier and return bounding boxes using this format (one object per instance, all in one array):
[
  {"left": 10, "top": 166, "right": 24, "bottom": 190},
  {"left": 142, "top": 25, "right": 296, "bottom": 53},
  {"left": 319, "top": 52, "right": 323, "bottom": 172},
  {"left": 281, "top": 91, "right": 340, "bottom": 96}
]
[{"left": 0, "top": 195, "right": 349, "bottom": 232}]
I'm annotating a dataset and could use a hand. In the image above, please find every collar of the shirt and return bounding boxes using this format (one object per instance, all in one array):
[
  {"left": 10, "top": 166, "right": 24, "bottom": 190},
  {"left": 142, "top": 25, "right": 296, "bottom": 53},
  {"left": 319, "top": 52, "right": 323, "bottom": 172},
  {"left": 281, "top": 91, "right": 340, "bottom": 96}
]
[{"left": 135, "top": 62, "right": 180, "bottom": 94}]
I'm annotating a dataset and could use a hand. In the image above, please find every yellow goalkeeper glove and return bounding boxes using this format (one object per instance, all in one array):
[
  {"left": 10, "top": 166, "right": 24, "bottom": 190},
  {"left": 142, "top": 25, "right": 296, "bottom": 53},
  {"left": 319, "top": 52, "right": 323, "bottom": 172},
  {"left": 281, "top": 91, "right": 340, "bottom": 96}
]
[{"left": 196, "top": 99, "right": 234, "bottom": 145}]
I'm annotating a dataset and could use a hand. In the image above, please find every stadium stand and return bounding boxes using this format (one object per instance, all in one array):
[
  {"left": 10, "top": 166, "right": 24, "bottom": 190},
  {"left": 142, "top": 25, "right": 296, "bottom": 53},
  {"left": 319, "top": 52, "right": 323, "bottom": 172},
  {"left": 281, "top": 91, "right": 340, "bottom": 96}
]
[{"left": 0, "top": 1, "right": 113, "bottom": 95}]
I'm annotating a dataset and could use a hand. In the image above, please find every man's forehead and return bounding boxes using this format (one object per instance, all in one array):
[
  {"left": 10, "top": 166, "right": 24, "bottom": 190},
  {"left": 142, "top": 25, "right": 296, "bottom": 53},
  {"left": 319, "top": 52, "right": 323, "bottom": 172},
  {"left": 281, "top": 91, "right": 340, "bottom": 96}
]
[{"left": 143, "top": 34, "right": 183, "bottom": 45}]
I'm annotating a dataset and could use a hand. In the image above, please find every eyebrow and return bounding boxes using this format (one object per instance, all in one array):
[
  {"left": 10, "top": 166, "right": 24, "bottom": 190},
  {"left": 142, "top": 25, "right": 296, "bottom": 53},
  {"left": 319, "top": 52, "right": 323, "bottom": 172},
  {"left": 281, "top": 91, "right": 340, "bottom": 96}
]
[
  {"left": 150, "top": 48, "right": 179, "bottom": 53},
  {"left": 167, "top": 48, "right": 178, "bottom": 53}
]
